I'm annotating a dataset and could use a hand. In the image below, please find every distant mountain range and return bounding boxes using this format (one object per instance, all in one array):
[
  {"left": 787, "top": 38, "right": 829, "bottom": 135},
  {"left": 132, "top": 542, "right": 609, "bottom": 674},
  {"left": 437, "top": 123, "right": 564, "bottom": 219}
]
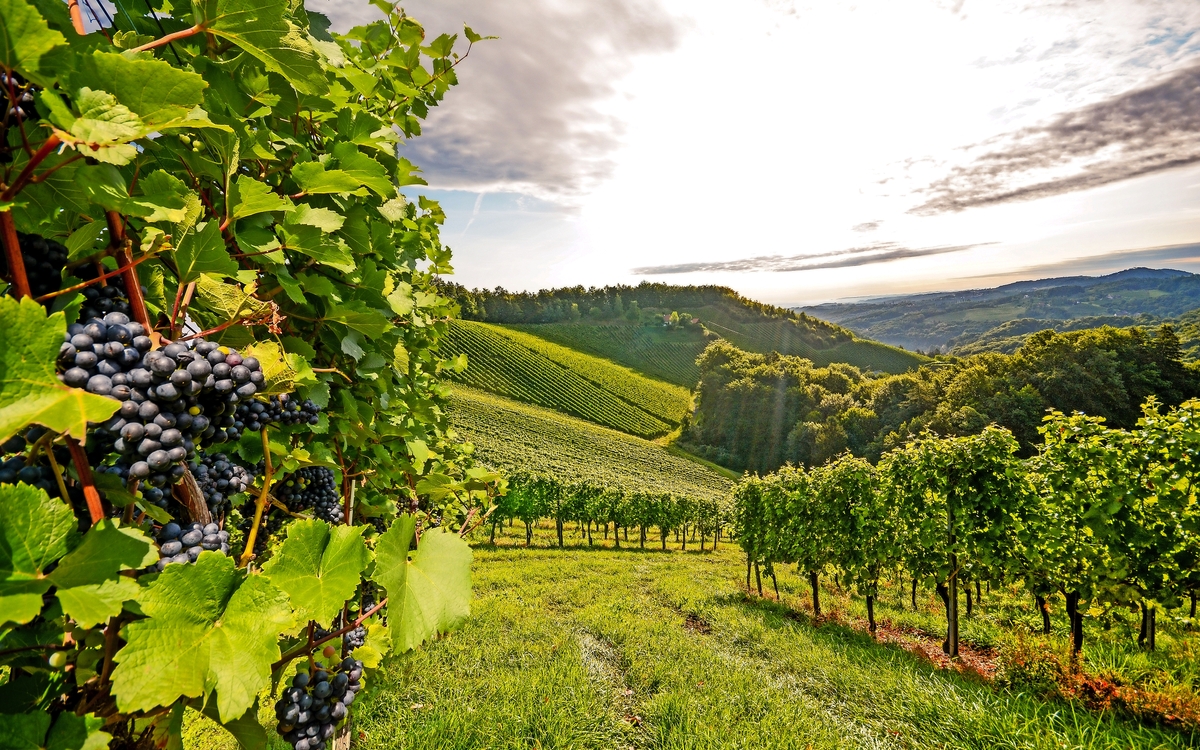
[{"left": 799, "top": 268, "right": 1200, "bottom": 352}]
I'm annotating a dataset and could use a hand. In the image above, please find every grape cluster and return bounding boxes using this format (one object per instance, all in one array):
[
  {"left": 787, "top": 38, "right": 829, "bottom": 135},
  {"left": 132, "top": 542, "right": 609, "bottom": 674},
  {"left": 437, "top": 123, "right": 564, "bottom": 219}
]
[
  {"left": 59, "top": 324, "right": 265, "bottom": 492},
  {"left": 313, "top": 618, "right": 366, "bottom": 653},
  {"left": 76, "top": 271, "right": 134, "bottom": 324},
  {"left": 237, "top": 508, "right": 284, "bottom": 555},
  {"left": 237, "top": 395, "right": 321, "bottom": 430},
  {"left": 155, "top": 521, "right": 231, "bottom": 570},
  {"left": 274, "top": 658, "right": 363, "bottom": 750},
  {"left": 191, "top": 452, "right": 253, "bottom": 516},
  {"left": 94, "top": 460, "right": 171, "bottom": 509},
  {"left": 274, "top": 467, "right": 342, "bottom": 524},
  {"left": 15, "top": 233, "right": 67, "bottom": 300},
  {"left": 2, "top": 72, "right": 39, "bottom": 124},
  {"left": 342, "top": 625, "right": 366, "bottom": 651},
  {"left": 0, "top": 456, "right": 57, "bottom": 493}
]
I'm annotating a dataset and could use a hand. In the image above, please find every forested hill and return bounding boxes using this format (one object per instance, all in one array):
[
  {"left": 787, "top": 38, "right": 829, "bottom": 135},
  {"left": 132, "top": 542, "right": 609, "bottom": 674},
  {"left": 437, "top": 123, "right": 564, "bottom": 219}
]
[
  {"left": 439, "top": 281, "right": 926, "bottom": 377},
  {"left": 800, "top": 268, "right": 1200, "bottom": 352},
  {"left": 682, "top": 323, "right": 1197, "bottom": 474}
]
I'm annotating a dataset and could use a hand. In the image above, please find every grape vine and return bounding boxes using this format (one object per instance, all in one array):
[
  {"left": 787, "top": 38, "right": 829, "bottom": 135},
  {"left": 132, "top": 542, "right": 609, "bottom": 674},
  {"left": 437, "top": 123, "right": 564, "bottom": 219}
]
[{"left": 0, "top": 2, "right": 500, "bottom": 749}]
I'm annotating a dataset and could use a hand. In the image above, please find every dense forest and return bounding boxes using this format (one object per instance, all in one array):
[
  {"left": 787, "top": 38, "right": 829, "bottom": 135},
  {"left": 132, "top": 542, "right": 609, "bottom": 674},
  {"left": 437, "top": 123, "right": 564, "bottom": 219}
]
[
  {"left": 440, "top": 280, "right": 850, "bottom": 340},
  {"left": 684, "top": 324, "right": 1197, "bottom": 473}
]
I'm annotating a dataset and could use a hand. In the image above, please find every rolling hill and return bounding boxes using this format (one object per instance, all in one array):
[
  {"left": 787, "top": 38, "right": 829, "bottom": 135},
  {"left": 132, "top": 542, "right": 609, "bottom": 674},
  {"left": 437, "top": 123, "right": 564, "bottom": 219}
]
[
  {"left": 444, "top": 281, "right": 926, "bottom": 380},
  {"left": 440, "top": 320, "right": 692, "bottom": 438},
  {"left": 801, "top": 268, "right": 1200, "bottom": 352},
  {"left": 448, "top": 386, "right": 733, "bottom": 501}
]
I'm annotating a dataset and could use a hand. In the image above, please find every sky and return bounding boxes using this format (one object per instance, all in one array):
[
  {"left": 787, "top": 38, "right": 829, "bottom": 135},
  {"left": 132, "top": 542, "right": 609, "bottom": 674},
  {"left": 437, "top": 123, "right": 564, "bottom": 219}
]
[{"left": 307, "top": 0, "right": 1200, "bottom": 305}]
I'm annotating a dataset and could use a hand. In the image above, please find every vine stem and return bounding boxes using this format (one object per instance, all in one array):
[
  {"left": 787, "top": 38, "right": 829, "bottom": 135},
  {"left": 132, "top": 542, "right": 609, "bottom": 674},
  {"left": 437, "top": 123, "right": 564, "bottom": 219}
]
[
  {"left": 130, "top": 23, "right": 205, "bottom": 53},
  {"left": 238, "top": 429, "right": 274, "bottom": 567},
  {"left": 273, "top": 597, "right": 388, "bottom": 670},
  {"left": 43, "top": 440, "right": 71, "bottom": 504},
  {"left": 1, "top": 134, "right": 62, "bottom": 201},
  {"left": 66, "top": 0, "right": 85, "bottom": 34},
  {"left": 65, "top": 437, "right": 104, "bottom": 525},
  {"left": 0, "top": 211, "right": 30, "bottom": 298},
  {"left": 35, "top": 250, "right": 157, "bottom": 302},
  {"left": 107, "top": 212, "right": 153, "bottom": 333}
]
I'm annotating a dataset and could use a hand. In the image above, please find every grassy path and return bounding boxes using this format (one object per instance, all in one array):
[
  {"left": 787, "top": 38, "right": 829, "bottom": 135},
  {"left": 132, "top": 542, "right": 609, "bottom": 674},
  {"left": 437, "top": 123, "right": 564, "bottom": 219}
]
[
  {"left": 187, "top": 532, "right": 1195, "bottom": 750},
  {"left": 348, "top": 539, "right": 1191, "bottom": 749}
]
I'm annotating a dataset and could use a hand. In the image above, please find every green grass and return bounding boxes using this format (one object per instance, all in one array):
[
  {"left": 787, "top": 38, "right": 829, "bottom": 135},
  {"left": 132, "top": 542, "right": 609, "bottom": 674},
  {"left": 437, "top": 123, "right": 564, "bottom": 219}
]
[
  {"left": 186, "top": 529, "right": 1198, "bottom": 750},
  {"left": 441, "top": 321, "right": 689, "bottom": 438},
  {"left": 449, "top": 386, "right": 732, "bottom": 501},
  {"left": 507, "top": 322, "right": 710, "bottom": 387}
]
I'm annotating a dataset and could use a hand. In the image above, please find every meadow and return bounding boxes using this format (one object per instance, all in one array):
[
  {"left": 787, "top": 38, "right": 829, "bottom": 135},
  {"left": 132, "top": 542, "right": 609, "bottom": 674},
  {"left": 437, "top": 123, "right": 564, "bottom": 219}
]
[{"left": 186, "top": 523, "right": 1198, "bottom": 750}]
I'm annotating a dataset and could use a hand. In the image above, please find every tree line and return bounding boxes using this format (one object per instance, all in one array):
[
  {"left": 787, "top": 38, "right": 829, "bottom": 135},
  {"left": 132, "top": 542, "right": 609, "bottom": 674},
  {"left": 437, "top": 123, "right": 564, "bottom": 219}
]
[
  {"left": 438, "top": 279, "right": 851, "bottom": 338},
  {"left": 733, "top": 398, "right": 1200, "bottom": 657},
  {"left": 686, "top": 324, "right": 1198, "bottom": 473},
  {"left": 487, "top": 472, "right": 731, "bottom": 551}
]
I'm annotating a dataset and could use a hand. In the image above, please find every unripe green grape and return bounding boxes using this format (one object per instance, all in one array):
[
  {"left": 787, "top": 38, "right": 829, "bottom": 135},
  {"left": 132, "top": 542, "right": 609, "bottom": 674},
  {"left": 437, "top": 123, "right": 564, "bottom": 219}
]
[
  {"left": 48, "top": 651, "right": 67, "bottom": 668},
  {"left": 84, "top": 631, "right": 105, "bottom": 649},
  {"left": 179, "top": 134, "right": 192, "bottom": 146}
]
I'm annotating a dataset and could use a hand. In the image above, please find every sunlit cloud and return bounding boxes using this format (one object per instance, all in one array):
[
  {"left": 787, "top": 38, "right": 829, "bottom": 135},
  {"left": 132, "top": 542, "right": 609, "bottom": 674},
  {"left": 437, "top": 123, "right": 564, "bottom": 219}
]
[
  {"left": 632, "top": 242, "right": 992, "bottom": 275},
  {"left": 912, "top": 60, "right": 1200, "bottom": 214}
]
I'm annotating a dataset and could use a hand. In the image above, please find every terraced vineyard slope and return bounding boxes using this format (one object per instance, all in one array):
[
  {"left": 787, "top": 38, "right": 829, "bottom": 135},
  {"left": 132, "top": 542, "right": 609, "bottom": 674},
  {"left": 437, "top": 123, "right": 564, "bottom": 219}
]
[
  {"left": 507, "top": 322, "right": 710, "bottom": 386},
  {"left": 441, "top": 321, "right": 691, "bottom": 438},
  {"left": 449, "top": 386, "right": 732, "bottom": 500}
]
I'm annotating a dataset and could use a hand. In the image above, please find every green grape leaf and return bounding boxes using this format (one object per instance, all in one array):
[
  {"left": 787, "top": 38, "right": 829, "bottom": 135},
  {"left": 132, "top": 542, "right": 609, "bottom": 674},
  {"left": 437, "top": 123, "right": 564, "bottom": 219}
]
[
  {"left": 0, "top": 0, "right": 65, "bottom": 87},
  {"left": 44, "top": 88, "right": 145, "bottom": 166},
  {"left": 0, "top": 483, "right": 79, "bottom": 628},
  {"left": 111, "top": 553, "right": 293, "bottom": 722},
  {"left": 0, "top": 296, "right": 119, "bottom": 443},
  {"left": 372, "top": 516, "right": 471, "bottom": 653},
  {"left": 230, "top": 176, "right": 294, "bottom": 221},
  {"left": 0, "top": 712, "right": 50, "bottom": 750},
  {"left": 64, "top": 221, "right": 106, "bottom": 261},
  {"left": 0, "top": 710, "right": 110, "bottom": 750},
  {"left": 330, "top": 143, "right": 393, "bottom": 198},
  {"left": 174, "top": 222, "right": 238, "bottom": 283},
  {"left": 76, "top": 165, "right": 193, "bottom": 224},
  {"left": 261, "top": 519, "right": 369, "bottom": 627},
  {"left": 48, "top": 519, "right": 157, "bottom": 628},
  {"left": 206, "top": 0, "right": 327, "bottom": 96},
  {"left": 279, "top": 224, "right": 354, "bottom": 272},
  {"left": 285, "top": 203, "right": 344, "bottom": 232},
  {"left": 324, "top": 303, "right": 390, "bottom": 337},
  {"left": 77, "top": 51, "right": 208, "bottom": 127},
  {"left": 292, "top": 161, "right": 369, "bottom": 196}
]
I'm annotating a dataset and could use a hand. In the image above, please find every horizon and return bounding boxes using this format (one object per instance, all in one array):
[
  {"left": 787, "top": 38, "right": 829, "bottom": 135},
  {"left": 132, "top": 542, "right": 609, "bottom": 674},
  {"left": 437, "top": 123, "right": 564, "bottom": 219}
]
[{"left": 308, "top": 0, "right": 1200, "bottom": 307}]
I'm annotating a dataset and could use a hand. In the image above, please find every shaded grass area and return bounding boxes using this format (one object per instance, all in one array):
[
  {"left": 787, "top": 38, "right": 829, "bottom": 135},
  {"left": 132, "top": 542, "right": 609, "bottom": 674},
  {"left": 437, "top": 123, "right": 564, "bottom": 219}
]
[{"left": 187, "top": 525, "right": 1197, "bottom": 749}]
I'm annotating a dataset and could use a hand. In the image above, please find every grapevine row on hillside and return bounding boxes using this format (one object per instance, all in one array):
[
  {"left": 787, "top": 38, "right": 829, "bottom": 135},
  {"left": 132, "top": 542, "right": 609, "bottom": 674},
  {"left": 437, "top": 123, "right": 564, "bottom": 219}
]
[
  {"left": 483, "top": 323, "right": 691, "bottom": 423},
  {"left": 733, "top": 397, "right": 1200, "bottom": 657},
  {"left": 441, "top": 321, "right": 676, "bottom": 437},
  {"left": 487, "top": 472, "right": 730, "bottom": 550},
  {"left": 449, "top": 387, "right": 732, "bottom": 501},
  {"left": 507, "top": 322, "right": 708, "bottom": 386}
]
